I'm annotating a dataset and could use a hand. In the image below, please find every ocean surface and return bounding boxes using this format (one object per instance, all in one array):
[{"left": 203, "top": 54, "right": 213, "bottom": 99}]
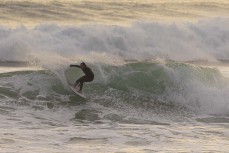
[{"left": 0, "top": 0, "right": 229, "bottom": 152}]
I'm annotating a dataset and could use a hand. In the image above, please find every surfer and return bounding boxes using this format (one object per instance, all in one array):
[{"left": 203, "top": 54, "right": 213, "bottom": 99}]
[{"left": 70, "top": 62, "right": 94, "bottom": 93}]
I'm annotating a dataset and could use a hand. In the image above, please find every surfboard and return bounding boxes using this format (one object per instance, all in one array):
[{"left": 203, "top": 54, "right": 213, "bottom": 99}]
[{"left": 68, "top": 84, "right": 86, "bottom": 99}]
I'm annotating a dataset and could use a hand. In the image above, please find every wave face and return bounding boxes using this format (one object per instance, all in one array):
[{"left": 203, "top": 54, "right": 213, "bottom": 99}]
[
  {"left": 1, "top": 18, "right": 229, "bottom": 64},
  {"left": 1, "top": 62, "right": 229, "bottom": 116},
  {"left": 0, "top": 18, "right": 229, "bottom": 116}
]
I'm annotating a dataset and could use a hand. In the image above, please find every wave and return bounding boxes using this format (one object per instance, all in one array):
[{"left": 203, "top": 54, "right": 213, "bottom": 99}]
[
  {"left": 0, "top": 18, "right": 229, "bottom": 65},
  {"left": 1, "top": 18, "right": 229, "bottom": 116},
  {"left": 1, "top": 62, "right": 229, "bottom": 115}
]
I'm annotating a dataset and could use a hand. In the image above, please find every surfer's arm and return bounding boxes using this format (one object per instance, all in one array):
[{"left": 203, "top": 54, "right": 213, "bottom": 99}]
[{"left": 70, "top": 64, "right": 80, "bottom": 68}]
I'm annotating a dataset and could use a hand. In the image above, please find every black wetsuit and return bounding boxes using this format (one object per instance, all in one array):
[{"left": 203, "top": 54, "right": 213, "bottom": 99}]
[{"left": 70, "top": 65, "right": 94, "bottom": 91}]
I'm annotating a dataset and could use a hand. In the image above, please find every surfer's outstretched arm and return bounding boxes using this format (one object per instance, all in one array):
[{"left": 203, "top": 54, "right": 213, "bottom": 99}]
[{"left": 70, "top": 64, "right": 81, "bottom": 68}]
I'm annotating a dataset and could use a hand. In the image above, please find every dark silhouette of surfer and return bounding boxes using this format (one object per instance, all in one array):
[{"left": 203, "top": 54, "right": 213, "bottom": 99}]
[{"left": 70, "top": 62, "right": 94, "bottom": 93}]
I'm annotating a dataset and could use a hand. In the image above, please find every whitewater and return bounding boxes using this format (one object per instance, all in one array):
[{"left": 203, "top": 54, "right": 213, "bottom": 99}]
[{"left": 0, "top": 0, "right": 229, "bottom": 152}]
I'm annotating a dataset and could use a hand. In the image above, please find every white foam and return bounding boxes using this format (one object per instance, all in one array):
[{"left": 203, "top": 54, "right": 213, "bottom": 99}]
[
  {"left": 162, "top": 64, "right": 229, "bottom": 115},
  {"left": 0, "top": 18, "right": 229, "bottom": 67}
]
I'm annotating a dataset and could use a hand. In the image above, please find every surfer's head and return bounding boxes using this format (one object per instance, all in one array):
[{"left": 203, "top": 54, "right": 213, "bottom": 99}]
[{"left": 80, "top": 62, "right": 86, "bottom": 68}]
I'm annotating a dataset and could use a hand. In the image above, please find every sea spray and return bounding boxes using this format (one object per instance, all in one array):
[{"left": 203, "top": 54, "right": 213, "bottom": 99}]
[{"left": 1, "top": 18, "right": 229, "bottom": 64}]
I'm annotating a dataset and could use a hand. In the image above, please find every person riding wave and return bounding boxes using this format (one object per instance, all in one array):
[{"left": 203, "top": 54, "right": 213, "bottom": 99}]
[{"left": 70, "top": 62, "right": 94, "bottom": 93}]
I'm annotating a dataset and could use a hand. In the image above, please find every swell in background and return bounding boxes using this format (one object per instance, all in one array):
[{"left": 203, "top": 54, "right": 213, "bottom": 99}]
[{"left": 1, "top": 0, "right": 229, "bottom": 26}]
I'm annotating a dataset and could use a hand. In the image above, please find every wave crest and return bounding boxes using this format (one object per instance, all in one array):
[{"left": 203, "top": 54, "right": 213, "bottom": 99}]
[{"left": 1, "top": 18, "right": 229, "bottom": 65}]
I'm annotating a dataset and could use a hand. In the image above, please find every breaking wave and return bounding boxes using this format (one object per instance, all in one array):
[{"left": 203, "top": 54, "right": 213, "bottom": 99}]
[
  {"left": 1, "top": 62, "right": 229, "bottom": 115},
  {"left": 0, "top": 18, "right": 229, "bottom": 116},
  {"left": 0, "top": 18, "right": 229, "bottom": 64}
]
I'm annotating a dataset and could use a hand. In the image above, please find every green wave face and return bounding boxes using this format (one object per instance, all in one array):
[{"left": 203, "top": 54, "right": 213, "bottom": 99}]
[
  {"left": 0, "top": 62, "right": 228, "bottom": 114},
  {"left": 66, "top": 62, "right": 225, "bottom": 94},
  {"left": 95, "top": 62, "right": 168, "bottom": 94},
  {"left": 64, "top": 62, "right": 229, "bottom": 114}
]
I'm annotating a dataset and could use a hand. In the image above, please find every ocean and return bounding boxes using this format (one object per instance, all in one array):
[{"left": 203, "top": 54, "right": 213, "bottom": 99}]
[{"left": 0, "top": 0, "right": 229, "bottom": 152}]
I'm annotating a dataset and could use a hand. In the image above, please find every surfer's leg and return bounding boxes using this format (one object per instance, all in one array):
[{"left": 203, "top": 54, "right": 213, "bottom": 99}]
[
  {"left": 79, "top": 82, "right": 83, "bottom": 91},
  {"left": 75, "top": 75, "right": 93, "bottom": 91},
  {"left": 74, "top": 76, "right": 84, "bottom": 87},
  {"left": 74, "top": 80, "right": 78, "bottom": 86},
  {"left": 74, "top": 80, "right": 79, "bottom": 87},
  {"left": 76, "top": 76, "right": 87, "bottom": 91}
]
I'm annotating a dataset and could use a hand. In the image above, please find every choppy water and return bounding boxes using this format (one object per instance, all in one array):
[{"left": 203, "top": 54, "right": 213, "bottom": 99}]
[{"left": 0, "top": 0, "right": 229, "bottom": 152}]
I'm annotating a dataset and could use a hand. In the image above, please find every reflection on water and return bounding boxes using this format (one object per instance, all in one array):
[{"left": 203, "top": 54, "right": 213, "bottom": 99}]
[
  {"left": 0, "top": 67, "right": 42, "bottom": 73},
  {"left": 218, "top": 66, "right": 229, "bottom": 78},
  {"left": 0, "top": 61, "right": 42, "bottom": 73}
]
